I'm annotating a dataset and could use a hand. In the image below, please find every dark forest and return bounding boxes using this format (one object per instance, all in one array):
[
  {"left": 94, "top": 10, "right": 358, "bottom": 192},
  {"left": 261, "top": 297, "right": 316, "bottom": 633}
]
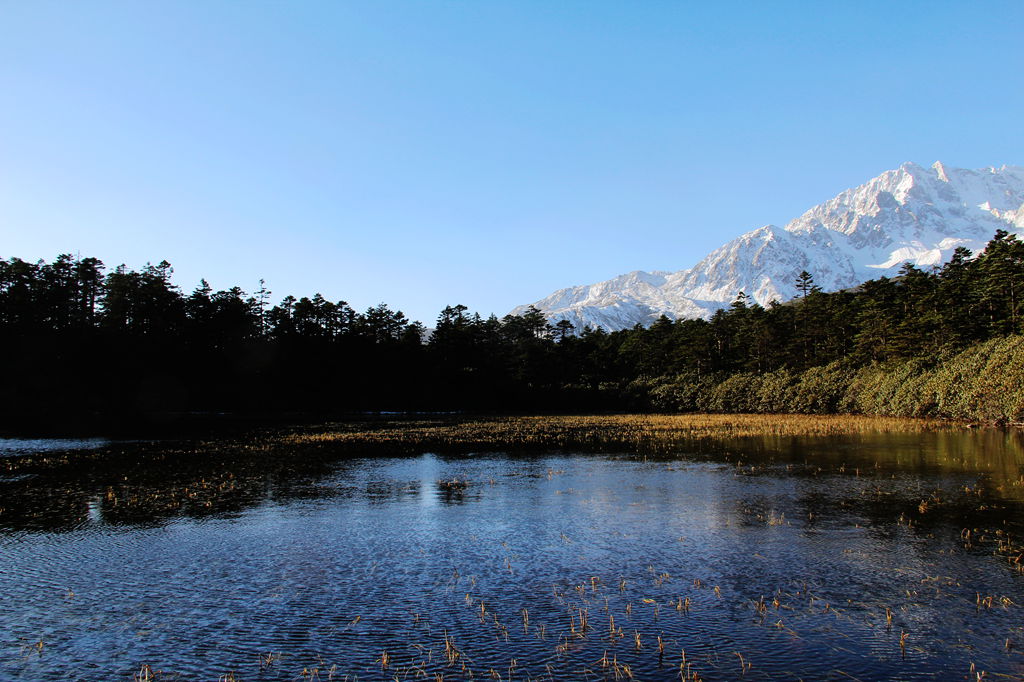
[{"left": 2, "top": 231, "right": 1023, "bottom": 432}]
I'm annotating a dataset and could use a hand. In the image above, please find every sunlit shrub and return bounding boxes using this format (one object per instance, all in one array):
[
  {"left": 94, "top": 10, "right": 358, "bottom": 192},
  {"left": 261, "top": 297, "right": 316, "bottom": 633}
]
[
  {"left": 751, "top": 368, "right": 796, "bottom": 413},
  {"left": 705, "top": 373, "right": 760, "bottom": 412},
  {"left": 648, "top": 372, "right": 722, "bottom": 412},
  {"left": 928, "top": 335, "right": 1024, "bottom": 422},
  {"left": 786, "top": 361, "right": 857, "bottom": 414}
]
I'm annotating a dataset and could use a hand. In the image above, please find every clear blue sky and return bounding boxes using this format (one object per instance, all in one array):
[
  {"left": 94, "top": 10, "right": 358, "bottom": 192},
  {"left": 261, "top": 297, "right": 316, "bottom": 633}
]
[{"left": 2, "top": 1, "right": 1022, "bottom": 325}]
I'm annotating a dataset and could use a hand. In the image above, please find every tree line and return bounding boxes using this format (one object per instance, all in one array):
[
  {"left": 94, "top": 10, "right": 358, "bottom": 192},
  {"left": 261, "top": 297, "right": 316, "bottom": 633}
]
[{"left": 2, "top": 230, "right": 1022, "bottom": 430}]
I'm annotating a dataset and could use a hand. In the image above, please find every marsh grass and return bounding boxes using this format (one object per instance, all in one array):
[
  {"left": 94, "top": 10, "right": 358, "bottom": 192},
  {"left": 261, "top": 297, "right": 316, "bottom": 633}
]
[
  {"left": 280, "top": 413, "right": 953, "bottom": 454},
  {"left": 5, "top": 437, "right": 1024, "bottom": 682},
  {"left": 5, "top": 417, "right": 1024, "bottom": 682}
]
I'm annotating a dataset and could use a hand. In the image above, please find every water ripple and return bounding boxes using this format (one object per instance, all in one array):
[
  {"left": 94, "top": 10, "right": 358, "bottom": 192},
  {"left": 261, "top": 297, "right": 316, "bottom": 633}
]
[{"left": 1, "top": 438, "right": 1023, "bottom": 680}]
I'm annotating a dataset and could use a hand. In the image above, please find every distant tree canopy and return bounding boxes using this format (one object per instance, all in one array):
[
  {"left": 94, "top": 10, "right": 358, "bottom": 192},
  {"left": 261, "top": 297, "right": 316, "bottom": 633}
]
[{"left": 2, "top": 230, "right": 1023, "bottom": 430}]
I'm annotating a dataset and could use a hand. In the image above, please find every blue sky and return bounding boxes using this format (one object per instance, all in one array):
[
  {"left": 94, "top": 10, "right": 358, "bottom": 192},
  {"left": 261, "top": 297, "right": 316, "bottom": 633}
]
[{"left": 2, "top": 1, "right": 1022, "bottom": 324}]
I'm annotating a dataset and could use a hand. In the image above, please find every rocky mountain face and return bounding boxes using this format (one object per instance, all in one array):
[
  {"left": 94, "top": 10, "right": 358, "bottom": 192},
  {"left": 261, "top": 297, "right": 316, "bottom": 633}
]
[{"left": 512, "top": 162, "right": 1024, "bottom": 331}]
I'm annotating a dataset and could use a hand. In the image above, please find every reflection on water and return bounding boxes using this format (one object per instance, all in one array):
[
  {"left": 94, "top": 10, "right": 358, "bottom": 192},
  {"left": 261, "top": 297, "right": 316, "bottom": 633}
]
[
  {"left": 0, "top": 429, "right": 1023, "bottom": 680},
  {"left": 0, "top": 437, "right": 109, "bottom": 458}
]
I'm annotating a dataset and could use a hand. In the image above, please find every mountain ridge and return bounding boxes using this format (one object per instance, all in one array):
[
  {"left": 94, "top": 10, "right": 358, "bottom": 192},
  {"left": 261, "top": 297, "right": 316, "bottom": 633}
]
[{"left": 512, "top": 162, "right": 1024, "bottom": 330}]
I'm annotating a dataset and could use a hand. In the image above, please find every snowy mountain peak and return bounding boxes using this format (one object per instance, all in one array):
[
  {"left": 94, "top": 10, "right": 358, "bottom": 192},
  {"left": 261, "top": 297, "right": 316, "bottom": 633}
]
[{"left": 513, "top": 162, "right": 1024, "bottom": 331}]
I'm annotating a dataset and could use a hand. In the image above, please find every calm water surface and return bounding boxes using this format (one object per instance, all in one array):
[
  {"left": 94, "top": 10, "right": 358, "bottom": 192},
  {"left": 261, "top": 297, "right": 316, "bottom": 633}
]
[
  {"left": 1, "top": 429, "right": 1023, "bottom": 681},
  {"left": 0, "top": 437, "right": 109, "bottom": 457}
]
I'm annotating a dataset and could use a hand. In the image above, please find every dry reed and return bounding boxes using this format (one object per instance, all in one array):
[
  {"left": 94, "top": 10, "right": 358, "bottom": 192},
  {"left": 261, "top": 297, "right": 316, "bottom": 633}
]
[{"left": 279, "top": 413, "right": 953, "bottom": 453}]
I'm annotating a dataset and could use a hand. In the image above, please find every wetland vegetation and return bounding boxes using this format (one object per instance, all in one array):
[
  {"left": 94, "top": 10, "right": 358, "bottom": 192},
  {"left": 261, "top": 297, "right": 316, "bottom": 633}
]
[{"left": 2, "top": 419, "right": 1024, "bottom": 680}]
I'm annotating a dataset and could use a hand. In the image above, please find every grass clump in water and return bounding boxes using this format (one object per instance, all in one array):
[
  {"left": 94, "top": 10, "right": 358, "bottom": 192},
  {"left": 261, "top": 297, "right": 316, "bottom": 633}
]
[{"left": 281, "top": 413, "right": 954, "bottom": 454}]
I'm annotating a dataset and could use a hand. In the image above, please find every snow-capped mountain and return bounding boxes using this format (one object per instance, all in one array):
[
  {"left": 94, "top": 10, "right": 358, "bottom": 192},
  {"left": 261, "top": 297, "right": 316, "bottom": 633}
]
[{"left": 512, "top": 162, "right": 1024, "bottom": 331}]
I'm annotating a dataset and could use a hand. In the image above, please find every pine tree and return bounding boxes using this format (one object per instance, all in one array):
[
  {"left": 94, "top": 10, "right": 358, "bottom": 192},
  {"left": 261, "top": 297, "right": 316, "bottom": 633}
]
[{"left": 795, "top": 271, "right": 819, "bottom": 298}]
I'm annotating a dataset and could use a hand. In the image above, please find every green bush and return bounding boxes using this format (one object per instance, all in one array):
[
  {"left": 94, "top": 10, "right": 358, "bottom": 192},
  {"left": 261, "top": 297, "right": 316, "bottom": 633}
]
[
  {"left": 927, "top": 335, "right": 1024, "bottom": 422},
  {"left": 787, "top": 361, "right": 857, "bottom": 414},
  {"left": 648, "top": 372, "right": 723, "bottom": 412},
  {"left": 705, "top": 373, "right": 760, "bottom": 412},
  {"left": 844, "top": 358, "right": 932, "bottom": 416},
  {"left": 639, "top": 335, "right": 1024, "bottom": 422}
]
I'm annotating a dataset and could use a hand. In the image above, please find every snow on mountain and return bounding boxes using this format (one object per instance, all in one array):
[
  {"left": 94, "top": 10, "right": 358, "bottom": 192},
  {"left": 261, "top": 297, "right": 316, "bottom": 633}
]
[{"left": 512, "top": 162, "right": 1024, "bottom": 331}]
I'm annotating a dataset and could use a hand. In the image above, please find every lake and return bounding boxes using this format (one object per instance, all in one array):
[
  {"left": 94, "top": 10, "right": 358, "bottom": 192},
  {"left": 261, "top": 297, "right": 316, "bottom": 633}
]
[{"left": 1, "top": 427, "right": 1023, "bottom": 680}]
